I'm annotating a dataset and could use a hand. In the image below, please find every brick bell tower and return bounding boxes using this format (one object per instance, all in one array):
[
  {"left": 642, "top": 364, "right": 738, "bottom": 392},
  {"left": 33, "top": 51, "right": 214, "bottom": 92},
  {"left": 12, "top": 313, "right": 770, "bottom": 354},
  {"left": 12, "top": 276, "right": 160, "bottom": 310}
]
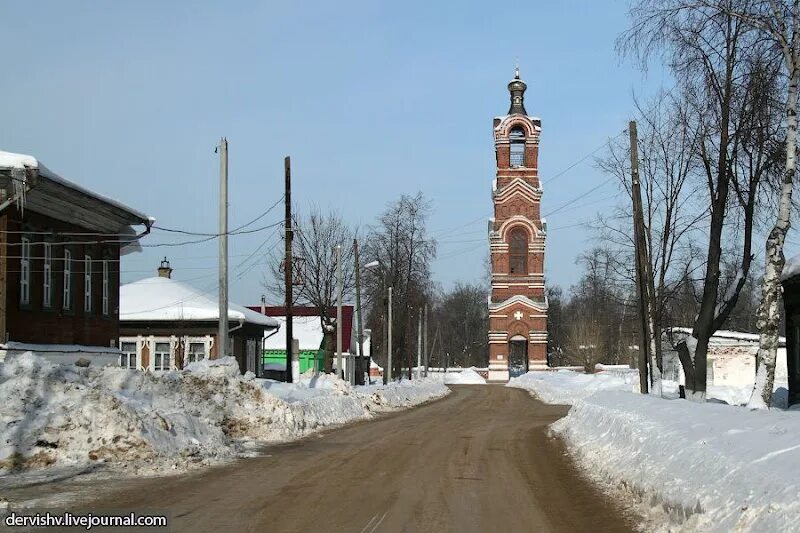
[{"left": 488, "top": 68, "right": 548, "bottom": 381}]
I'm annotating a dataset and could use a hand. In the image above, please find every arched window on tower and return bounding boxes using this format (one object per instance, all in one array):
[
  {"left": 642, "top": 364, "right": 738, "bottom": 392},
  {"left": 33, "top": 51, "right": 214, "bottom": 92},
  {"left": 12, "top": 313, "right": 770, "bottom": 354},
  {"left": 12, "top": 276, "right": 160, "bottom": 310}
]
[
  {"left": 509, "top": 228, "right": 528, "bottom": 275},
  {"left": 509, "top": 127, "right": 525, "bottom": 167}
]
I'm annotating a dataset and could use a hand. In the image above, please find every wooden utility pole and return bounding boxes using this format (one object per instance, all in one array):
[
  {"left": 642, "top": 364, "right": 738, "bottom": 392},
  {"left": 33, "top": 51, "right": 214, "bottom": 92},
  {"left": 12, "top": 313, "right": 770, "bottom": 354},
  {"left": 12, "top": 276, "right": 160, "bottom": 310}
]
[
  {"left": 630, "top": 121, "right": 650, "bottom": 394},
  {"left": 218, "top": 137, "right": 229, "bottom": 360},
  {"left": 284, "top": 156, "right": 294, "bottom": 383},
  {"left": 387, "top": 286, "right": 393, "bottom": 382},
  {"left": 353, "top": 239, "right": 365, "bottom": 385},
  {"left": 417, "top": 311, "right": 422, "bottom": 378},
  {"left": 336, "top": 245, "right": 343, "bottom": 380},
  {"left": 423, "top": 304, "right": 429, "bottom": 377}
]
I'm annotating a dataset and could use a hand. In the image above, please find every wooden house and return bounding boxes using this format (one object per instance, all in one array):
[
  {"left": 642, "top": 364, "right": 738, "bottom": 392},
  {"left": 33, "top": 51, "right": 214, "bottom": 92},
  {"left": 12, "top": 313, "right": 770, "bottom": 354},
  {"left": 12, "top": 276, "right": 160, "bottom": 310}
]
[
  {"left": 119, "top": 261, "right": 279, "bottom": 374},
  {"left": 0, "top": 150, "right": 152, "bottom": 363}
]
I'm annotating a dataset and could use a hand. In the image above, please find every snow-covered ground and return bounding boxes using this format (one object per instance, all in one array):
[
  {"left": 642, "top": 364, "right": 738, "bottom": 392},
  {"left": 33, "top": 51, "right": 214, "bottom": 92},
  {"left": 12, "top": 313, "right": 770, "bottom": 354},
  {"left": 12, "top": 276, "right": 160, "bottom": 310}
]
[
  {"left": 0, "top": 353, "right": 449, "bottom": 482},
  {"left": 507, "top": 369, "right": 638, "bottom": 404},
  {"left": 510, "top": 370, "right": 800, "bottom": 531}
]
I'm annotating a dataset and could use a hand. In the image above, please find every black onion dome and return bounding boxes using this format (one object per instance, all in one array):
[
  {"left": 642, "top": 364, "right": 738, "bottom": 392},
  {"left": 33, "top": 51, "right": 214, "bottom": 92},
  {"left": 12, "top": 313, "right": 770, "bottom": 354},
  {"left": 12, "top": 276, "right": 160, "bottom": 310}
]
[{"left": 507, "top": 67, "right": 527, "bottom": 115}]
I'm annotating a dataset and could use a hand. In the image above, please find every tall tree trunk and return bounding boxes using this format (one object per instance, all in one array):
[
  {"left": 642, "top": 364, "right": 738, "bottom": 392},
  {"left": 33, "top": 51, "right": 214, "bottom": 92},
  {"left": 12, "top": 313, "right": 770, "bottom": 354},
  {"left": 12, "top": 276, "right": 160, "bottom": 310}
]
[{"left": 749, "top": 54, "right": 799, "bottom": 408}]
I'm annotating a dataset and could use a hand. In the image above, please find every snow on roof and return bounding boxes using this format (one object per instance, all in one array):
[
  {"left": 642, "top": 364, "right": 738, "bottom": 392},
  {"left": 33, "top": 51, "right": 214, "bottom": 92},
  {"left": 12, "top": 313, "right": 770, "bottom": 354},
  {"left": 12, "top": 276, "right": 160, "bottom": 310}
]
[
  {"left": 0, "top": 342, "right": 121, "bottom": 354},
  {"left": 263, "top": 316, "right": 323, "bottom": 351},
  {"left": 782, "top": 253, "right": 800, "bottom": 281},
  {"left": 0, "top": 149, "right": 152, "bottom": 226},
  {"left": 0, "top": 151, "right": 37, "bottom": 170},
  {"left": 120, "top": 276, "right": 278, "bottom": 327},
  {"left": 666, "top": 327, "right": 785, "bottom": 346}
]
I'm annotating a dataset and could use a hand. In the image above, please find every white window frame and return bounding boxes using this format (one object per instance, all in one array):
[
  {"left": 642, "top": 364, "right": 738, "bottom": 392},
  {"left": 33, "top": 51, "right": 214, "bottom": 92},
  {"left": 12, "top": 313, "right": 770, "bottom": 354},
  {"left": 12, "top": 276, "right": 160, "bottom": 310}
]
[
  {"left": 20, "top": 237, "right": 30, "bottom": 305},
  {"left": 43, "top": 242, "right": 52, "bottom": 307},
  {"left": 102, "top": 260, "right": 109, "bottom": 316},
  {"left": 120, "top": 341, "right": 138, "bottom": 369},
  {"left": 154, "top": 341, "right": 171, "bottom": 371},
  {"left": 63, "top": 249, "right": 72, "bottom": 310},
  {"left": 84, "top": 255, "right": 92, "bottom": 313},
  {"left": 187, "top": 341, "right": 207, "bottom": 365}
]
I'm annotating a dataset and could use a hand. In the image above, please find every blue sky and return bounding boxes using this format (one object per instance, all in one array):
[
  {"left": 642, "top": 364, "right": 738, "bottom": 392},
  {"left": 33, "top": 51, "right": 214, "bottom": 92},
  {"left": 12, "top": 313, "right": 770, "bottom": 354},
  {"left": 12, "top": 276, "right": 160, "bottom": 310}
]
[{"left": 1, "top": 1, "right": 671, "bottom": 304}]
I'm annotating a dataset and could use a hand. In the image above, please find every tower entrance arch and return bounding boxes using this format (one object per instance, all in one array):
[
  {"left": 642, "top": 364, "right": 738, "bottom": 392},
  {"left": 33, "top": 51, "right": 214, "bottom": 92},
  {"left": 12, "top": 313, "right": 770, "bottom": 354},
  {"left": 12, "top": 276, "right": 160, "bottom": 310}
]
[{"left": 508, "top": 335, "right": 529, "bottom": 378}]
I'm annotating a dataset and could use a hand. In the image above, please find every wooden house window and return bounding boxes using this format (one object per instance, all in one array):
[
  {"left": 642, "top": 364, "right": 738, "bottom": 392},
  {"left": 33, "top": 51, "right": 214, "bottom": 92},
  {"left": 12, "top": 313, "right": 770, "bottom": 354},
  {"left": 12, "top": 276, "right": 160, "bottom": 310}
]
[
  {"left": 154, "top": 342, "right": 171, "bottom": 371},
  {"left": 84, "top": 255, "right": 92, "bottom": 313},
  {"left": 63, "top": 249, "right": 72, "bottom": 310},
  {"left": 508, "top": 228, "right": 528, "bottom": 275},
  {"left": 187, "top": 342, "right": 206, "bottom": 364},
  {"left": 102, "top": 260, "right": 109, "bottom": 316},
  {"left": 43, "top": 243, "right": 52, "bottom": 308},
  {"left": 120, "top": 341, "right": 137, "bottom": 369},
  {"left": 20, "top": 237, "right": 30, "bottom": 305}
]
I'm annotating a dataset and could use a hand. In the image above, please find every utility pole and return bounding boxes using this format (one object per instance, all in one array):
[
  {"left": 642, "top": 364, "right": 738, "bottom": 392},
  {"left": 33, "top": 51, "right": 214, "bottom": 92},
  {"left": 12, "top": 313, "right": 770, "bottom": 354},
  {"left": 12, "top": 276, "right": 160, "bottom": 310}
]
[
  {"left": 423, "top": 304, "right": 429, "bottom": 377},
  {"left": 336, "top": 245, "right": 343, "bottom": 380},
  {"left": 218, "top": 137, "right": 229, "bottom": 361},
  {"left": 387, "top": 286, "right": 393, "bottom": 383},
  {"left": 417, "top": 311, "right": 422, "bottom": 378},
  {"left": 353, "top": 239, "right": 365, "bottom": 385},
  {"left": 629, "top": 121, "right": 650, "bottom": 394},
  {"left": 284, "top": 156, "right": 294, "bottom": 383}
]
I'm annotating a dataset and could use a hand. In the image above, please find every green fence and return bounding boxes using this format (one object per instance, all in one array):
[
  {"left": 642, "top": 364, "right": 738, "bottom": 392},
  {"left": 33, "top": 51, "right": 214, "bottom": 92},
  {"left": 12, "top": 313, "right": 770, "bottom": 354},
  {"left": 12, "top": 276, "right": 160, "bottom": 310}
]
[{"left": 262, "top": 349, "right": 324, "bottom": 373}]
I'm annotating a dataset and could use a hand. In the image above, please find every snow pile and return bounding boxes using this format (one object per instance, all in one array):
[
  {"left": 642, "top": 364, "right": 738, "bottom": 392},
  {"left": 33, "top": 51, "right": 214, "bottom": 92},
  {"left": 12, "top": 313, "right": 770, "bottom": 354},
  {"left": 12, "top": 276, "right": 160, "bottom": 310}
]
[
  {"left": 0, "top": 353, "right": 448, "bottom": 476},
  {"left": 443, "top": 368, "right": 486, "bottom": 385},
  {"left": 552, "top": 391, "right": 800, "bottom": 532},
  {"left": 360, "top": 377, "right": 452, "bottom": 412},
  {"left": 507, "top": 370, "right": 637, "bottom": 404}
]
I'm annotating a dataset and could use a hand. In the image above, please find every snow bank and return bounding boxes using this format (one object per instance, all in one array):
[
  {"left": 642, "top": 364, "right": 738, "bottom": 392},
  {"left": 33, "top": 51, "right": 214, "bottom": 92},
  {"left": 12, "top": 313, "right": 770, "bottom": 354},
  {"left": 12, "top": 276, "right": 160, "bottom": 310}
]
[
  {"left": 0, "top": 353, "right": 448, "bottom": 477},
  {"left": 443, "top": 368, "right": 486, "bottom": 385},
  {"left": 507, "top": 370, "right": 638, "bottom": 404},
  {"left": 552, "top": 391, "right": 800, "bottom": 532}
]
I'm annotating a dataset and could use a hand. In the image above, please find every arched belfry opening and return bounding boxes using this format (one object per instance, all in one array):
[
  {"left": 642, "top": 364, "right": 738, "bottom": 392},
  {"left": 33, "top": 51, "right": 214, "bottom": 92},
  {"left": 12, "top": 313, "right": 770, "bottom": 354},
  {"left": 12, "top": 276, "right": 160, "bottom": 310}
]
[
  {"left": 488, "top": 68, "right": 548, "bottom": 381},
  {"left": 509, "top": 127, "right": 526, "bottom": 168}
]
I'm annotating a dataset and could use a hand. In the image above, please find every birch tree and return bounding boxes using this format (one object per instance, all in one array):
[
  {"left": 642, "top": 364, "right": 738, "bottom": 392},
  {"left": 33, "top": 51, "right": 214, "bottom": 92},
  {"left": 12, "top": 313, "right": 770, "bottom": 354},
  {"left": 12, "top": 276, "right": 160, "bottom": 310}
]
[{"left": 721, "top": 0, "right": 800, "bottom": 408}]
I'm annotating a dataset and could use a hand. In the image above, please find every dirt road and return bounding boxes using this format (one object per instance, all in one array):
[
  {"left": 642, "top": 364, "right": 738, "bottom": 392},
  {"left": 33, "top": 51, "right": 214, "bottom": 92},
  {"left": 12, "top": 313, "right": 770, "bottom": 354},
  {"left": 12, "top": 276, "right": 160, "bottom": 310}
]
[{"left": 46, "top": 385, "right": 633, "bottom": 532}]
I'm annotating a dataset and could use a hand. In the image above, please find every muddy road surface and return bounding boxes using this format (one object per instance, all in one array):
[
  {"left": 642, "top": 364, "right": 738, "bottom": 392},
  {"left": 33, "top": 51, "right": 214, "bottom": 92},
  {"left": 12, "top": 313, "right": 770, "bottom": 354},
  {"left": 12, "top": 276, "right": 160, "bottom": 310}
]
[{"left": 12, "top": 385, "right": 634, "bottom": 532}]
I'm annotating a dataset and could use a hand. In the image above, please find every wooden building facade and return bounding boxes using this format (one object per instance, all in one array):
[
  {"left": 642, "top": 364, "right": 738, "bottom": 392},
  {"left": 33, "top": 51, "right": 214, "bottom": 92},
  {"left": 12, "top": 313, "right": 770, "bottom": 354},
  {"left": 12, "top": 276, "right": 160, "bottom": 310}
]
[{"left": 0, "top": 150, "right": 152, "bottom": 360}]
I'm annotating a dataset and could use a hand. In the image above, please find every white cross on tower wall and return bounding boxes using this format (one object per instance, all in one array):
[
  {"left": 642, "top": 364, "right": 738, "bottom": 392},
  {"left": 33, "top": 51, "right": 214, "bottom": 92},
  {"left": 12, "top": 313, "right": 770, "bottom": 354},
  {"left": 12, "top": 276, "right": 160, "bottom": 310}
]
[{"left": 514, "top": 311, "right": 523, "bottom": 321}]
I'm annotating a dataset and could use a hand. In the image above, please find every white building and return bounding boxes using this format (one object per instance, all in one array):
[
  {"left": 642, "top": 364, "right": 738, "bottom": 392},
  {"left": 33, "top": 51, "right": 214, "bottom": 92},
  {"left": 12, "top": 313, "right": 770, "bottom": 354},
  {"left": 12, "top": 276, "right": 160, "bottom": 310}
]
[{"left": 662, "top": 328, "right": 788, "bottom": 388}]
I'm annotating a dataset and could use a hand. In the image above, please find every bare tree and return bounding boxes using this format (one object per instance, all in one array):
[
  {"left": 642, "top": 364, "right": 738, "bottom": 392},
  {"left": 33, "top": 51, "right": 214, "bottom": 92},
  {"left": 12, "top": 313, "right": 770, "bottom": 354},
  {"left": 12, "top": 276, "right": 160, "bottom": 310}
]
[
  {"left": 621, "top": 0, "right": 783, "bottom": 400},
  {"left": 363, "top": 193, "right": 436, "bottom": 379},
  {"left": 433, "top": 282, "right": 489, "bottom": 369},
  {"left": 264, "top": 207, "right": 356, "bottom": 372},
  {"left": 598, "top": 95, "right": 706, "bottom": 392}
]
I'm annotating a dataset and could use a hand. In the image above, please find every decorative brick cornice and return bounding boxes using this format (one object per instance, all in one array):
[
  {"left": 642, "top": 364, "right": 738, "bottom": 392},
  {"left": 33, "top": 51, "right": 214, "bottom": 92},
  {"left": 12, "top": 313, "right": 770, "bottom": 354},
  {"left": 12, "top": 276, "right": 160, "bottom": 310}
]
[{"left": 489, "top": 294, "right": 548, "bottom": 312}]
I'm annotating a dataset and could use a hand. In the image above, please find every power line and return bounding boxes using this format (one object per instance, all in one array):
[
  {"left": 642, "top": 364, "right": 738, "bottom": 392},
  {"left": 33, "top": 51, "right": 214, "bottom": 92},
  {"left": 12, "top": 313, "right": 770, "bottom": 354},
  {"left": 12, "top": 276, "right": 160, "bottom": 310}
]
[
  {"left": 1, "top": 219, "right": 284, "bottom": 249},
  {"left": 152, "top": 195, "right": 284, "bottom": 237},
  {"left": 543, "top": 177, "right": 615, "bottom": 218},
  {"left": 542, "top": 130, "right": 627, "bottom": 186}
]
